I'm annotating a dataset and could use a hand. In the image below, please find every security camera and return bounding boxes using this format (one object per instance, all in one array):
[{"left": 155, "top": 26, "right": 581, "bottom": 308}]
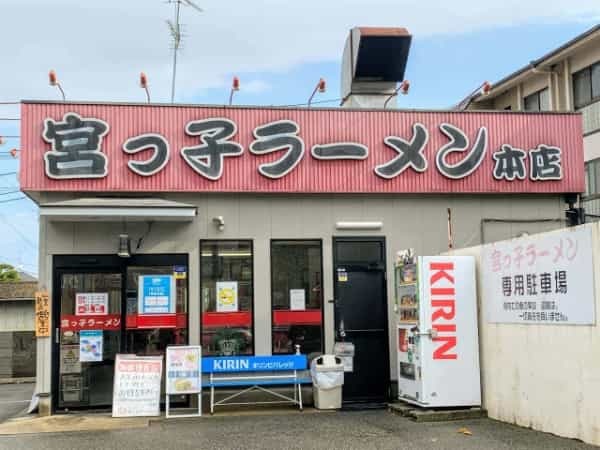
[{"left": 212, "top": 216, "right": 225, "bottom": 232}]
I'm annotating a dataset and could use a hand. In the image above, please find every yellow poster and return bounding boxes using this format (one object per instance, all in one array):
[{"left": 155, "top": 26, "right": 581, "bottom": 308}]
[{"left": 216, "top": 281, "right": 238, "bottom": 312}]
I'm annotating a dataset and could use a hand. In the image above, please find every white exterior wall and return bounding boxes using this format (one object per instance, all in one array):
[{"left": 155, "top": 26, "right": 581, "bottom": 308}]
[
  {"left": 450, "top": 222, "right": 600, "bottom": 447},
  {"left": 35, "top": 192, "right": 566, "bottom": 413},
  {"left": 584, "top": 131, "right": 600, "bottom": 162}
]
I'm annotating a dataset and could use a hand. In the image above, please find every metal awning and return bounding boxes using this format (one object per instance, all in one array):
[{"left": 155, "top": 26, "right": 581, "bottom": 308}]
[{"left": 39, "top": 197, "right": 197, "bottom": 222}]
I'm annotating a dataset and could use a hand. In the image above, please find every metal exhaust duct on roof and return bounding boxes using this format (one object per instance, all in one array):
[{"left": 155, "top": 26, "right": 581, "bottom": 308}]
[{"left": 340, "top": 27, "right": 412, "bottom": 109}]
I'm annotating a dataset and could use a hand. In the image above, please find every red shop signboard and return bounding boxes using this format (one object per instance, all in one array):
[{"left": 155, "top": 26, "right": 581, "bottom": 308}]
[{"left": 19, "top": 102, "right": 584, "bottom": 194}]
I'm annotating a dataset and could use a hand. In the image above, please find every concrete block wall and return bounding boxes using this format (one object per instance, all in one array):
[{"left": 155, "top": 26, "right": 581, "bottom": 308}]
[{"left": 450, "top": 222, "right": 600, "bottom": 447}]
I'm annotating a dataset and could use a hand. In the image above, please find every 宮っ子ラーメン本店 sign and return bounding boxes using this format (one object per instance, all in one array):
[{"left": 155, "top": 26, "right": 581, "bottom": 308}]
[{"left": 19, "top": 103, "right": 584, "bottom": 194}]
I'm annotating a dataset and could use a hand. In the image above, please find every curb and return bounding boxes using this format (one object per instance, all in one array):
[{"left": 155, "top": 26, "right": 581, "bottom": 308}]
[{"left": 389, "top": 402, "right": 487, "bottom": 422}]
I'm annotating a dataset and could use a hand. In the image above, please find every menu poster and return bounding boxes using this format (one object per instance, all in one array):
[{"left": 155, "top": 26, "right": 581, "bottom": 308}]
[
  {"left": 75, "top": 293, "right": 108, "bottom": 316},
  {"left": 290, "top": 289, "right": 306, "bottom": 311},
  {"left": 112, "top": 355, "right": 163, "bottom": 417},
  {"left": 79, "top": 330, "right": 103, "bottom": 362},
  {"left": 216, "top": 281, "right": 238, "bottom": 312},
  {"left": 166, "top": 346, "right": 201, "bottom": 395},
  {"left": 60, "top": 345, "right": 81, "bottom": 374},
  {"left": 61, "top": 374, "right": 83, "bottom": 402}
]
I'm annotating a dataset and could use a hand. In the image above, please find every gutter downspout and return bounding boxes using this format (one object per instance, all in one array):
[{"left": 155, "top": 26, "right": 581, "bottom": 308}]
[{"left": 529, "top": 62, "right": 560, "bottom": 111}]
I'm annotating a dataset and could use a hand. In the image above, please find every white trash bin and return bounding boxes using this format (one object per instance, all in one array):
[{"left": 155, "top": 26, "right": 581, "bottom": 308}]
[{"left": 310, "top": 355, "right": 344, "bottom": 409}]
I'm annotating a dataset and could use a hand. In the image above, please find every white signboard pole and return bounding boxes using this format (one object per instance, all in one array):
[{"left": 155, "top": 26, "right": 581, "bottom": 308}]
[
  {"left": 482, "top": 227, "right": 596, "bottom": 325},
  {"left": 165, "top": 346, "right": 202, "bottom": 418}
]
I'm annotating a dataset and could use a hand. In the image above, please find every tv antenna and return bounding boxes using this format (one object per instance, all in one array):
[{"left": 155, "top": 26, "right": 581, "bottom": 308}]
[{"left": 166, "top": 0, "right": 203, "bottom": 103}]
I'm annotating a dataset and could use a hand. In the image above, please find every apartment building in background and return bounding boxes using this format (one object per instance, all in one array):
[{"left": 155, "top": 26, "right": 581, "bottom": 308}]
[{"left": 459, "top": 24, "right": 600, "bottom": 217}]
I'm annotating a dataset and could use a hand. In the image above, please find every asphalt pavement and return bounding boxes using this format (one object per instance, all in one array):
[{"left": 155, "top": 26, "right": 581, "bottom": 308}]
[
  {"left": 0, "top": 383, "right": 33, "bottom": 423},
  {"left": 0, "top": 409, "right": 597, "bottom": 450}
]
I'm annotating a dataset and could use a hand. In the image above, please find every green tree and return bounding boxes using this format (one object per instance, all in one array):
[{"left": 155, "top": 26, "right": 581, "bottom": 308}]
[{"left": 0, "top": 263, "right": 20, "bottom": 282}]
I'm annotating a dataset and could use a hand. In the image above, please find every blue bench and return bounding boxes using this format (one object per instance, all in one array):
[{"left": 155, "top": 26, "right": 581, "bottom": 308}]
[{"left": 202, "top": 355, "right": 312, "bottom": 414}]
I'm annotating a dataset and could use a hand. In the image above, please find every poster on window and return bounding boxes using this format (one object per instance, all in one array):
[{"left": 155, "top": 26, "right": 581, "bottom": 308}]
[
  {"left": 166, "top": 346, "right": 201, "bottom": 394},
  {"left": 216, "top": 281, "right": 238, "bottom": 312},
  {"left": 60, "top": 345, "right": 81, "bottom": 374},
  {"left": 138, "top": 275, "right": 175, "bottom": 314},
  {"left": 61, "top": 374, "right": 83, "bottom": 402},
  {"left": 290, "top": 289, "right": 306, "bottom": 311},
  {"left": 79, "top": 330, "right": 103, "bottom": 362},
  {"left": 75, "top": 292, "right": 108, "bottom": 316},
  {"left": 112, "top": 355, "right": 163, "bottom": 417},
  {"left": 482, "top": 226, "right": 595, "bottom": 325}
]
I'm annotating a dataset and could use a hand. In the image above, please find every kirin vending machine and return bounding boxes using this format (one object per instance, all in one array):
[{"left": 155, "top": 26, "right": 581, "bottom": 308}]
[{"left": 395, "top": 252, "right": 481, "bottom": 408}]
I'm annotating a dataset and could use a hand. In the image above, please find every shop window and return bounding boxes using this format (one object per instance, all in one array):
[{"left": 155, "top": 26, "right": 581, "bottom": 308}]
[
  {"left": 125, "top": 265, "right": 188, "bottom": 356},
  {"left": 573, "top": 62, "right": 600, "bottom": 109},
  {"left": 584, "top": 158, "right": 600, "bottom": 196},
  {"left": 335, "top": 240, "right": 383, "bottom": 263},
  {"left": 201, "top": 240, "right": 254, "bottom": 356},
  {"left": 523, "top": 88, "right": 550, "bottom": 112},
  {"left": 271, "top": 240, "right": 323, "bottom": 355}
]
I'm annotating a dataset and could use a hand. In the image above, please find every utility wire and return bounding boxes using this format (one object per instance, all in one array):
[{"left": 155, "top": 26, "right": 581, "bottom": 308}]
[
  {"left": 0, "top": 190, "right": 20, "bottom": 196},
  {"left": 0, "top": 102, "right": 19, "bottom": 105},
  {"left": 0, "top": 213, "right": 36, "bottom": 249},
  {"left": 0, "top": 172, "right": 16, "bottom": 176},
  {"left": 0, "top": 118, "right": 20, "bottom": 121},
  {"left": 278, "top": 98, "right": 342, "bottom": 107}
]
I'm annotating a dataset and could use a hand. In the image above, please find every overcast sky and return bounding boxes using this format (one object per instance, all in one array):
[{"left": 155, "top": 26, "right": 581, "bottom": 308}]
[{"left": 1, "top": 0, "right": 599, "bottom": 275}]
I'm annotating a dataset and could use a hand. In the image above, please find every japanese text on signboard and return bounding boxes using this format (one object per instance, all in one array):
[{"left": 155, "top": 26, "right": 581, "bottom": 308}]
[
  {"left": 482, "top": 227, "right": 595, "bottom": 324},
  {"left": 42, "top": 113, "right": 563, "bottom": 182},
  {"left": 112, "top": 355, "right": 163, "bottom": 417},
  {"left": 35, "top": 291, "right": 50, "bottom": 337}
]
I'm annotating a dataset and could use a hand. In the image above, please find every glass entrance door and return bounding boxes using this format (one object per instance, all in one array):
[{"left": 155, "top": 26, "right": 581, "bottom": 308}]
[
  {"left": 53, "top": 254, "right": 189, "bottom": 412},
  {"left": 57, "top": 272, "right": 122, "bottom": 409}
]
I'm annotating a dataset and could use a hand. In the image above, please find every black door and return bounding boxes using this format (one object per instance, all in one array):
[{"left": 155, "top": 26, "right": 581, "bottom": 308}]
[{"left": 333, "top": 237, "right": 390, "bottom": 405}]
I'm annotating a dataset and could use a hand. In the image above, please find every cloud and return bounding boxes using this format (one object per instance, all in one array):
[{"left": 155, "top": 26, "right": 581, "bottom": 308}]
[
  {"left": 1, "top": 0, "right": 599, "bottom": 104},
  {"left": 241, "top": 79, "right": 271, "bottom": 94}
]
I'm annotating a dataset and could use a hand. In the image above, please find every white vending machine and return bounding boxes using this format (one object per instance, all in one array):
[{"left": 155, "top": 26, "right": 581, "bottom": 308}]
[{"left": 395, "top": 253, "right": 481, "bottom": 408}]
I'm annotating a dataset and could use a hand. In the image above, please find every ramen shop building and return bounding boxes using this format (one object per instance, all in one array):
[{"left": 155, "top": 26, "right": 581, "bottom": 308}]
[
  {"left": 19, "top": 28, "right": 585, "bottom": 414},
  {"left": 20, "top": 99, "right": 584, "bottom": 413}
]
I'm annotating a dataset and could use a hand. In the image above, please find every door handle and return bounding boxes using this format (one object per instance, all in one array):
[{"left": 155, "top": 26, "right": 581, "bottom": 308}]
[
  {"left": 338, "top": 318, "right": 346, "bottom": 338},
  {"left": 413, "top": 328, "right": 438, "bottom": 339}
]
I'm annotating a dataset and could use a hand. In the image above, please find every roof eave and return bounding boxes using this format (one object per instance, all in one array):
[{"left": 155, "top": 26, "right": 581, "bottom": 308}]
[{"left": 470, "top": 24, "right": 600, "bottom": 104}]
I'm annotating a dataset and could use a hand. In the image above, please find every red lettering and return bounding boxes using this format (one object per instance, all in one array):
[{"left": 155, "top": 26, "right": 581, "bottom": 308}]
[
  {"left": 432, "top": 336, "right": 457, "bottom": 360},
  {"left": 429, "top": 262, "right": 455, "bottom": 284},
  {"left": 431, "top": 299, "right": 455, "bottom": 321},
  {"left": 431, "top": 288, "right": 455, "bottom": 296},
  {"left": 433, "top": 323, "right": 456, "bottom": 333},
  {"left": 430, "top": 262, "right": 457, "bottom": 360}
]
